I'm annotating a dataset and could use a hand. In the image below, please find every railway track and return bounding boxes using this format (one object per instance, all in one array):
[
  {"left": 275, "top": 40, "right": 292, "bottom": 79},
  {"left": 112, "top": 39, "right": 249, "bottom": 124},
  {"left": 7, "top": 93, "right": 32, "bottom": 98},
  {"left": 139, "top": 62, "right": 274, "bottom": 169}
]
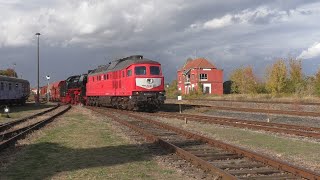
[
  {"left": 166, "top": 98, "right": 320, "bottom": 106},
  {"left": 0, "top": 105, "right": 71, "bottom": 151},
  {"left": 166, "top": 100, "right": 320, "bottom": 117},
  {"left": 143, "top": 112, "right": 320, "bottom": 139},
  {"left": 89, "top": 107, "right": 320, "bottom": 180},
  {"left": 0, "top": 105, "right": 60, "bottom": 132}
]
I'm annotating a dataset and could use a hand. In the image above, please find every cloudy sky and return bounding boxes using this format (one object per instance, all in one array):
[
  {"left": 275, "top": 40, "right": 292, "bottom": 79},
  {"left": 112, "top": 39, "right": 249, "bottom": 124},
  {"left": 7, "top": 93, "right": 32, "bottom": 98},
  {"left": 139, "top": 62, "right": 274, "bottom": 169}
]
[{"left": 1, "top": 0, "right": 320, "bottom": 86}]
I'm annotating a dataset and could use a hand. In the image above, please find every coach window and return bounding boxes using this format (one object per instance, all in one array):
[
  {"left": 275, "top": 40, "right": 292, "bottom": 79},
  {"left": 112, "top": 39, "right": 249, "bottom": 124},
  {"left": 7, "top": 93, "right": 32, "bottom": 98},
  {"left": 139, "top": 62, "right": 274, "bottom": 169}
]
[
  {"left": 104, "top": 74, "right": 106, "bottom": 80},
  {"left": 9, "top": 83, "right": 12, "bottom": 90},
  {"left": 122, "top": 71, "right": 125, "bottom": 77},
  {"left": 92, "top": 77, "right": 95, "bottom": 82},
  {"left": 0, "top": 82, "right": 3, "bottom": 90},
  {"left": 135, "top": 66, "right": 146, "bottom": 75},
  {"left": 127, "top": 69, "right": 132, "bottom": 77},
  {"left": 150, "top": 66, "right": 160, "bottom": 75},
  {"left": 16, "top": 84, "right": 18, "bottom": 89}
]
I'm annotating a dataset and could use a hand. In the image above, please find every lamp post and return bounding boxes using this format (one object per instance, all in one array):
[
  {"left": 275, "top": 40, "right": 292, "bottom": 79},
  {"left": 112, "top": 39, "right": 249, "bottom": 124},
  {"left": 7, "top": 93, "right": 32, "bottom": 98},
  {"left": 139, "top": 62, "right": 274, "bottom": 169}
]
[
  {"left": 46, "top": 75, "right": 50, "bottom": 103},
  {"left": 35, "top": 33, "right": 41, "bottom": 105}
]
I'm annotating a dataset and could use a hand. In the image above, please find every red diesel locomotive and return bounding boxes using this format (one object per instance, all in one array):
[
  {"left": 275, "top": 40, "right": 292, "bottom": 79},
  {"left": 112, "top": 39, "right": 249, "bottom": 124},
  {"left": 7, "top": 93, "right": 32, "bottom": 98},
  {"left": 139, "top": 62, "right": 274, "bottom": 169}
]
[
  {"left": 86, "top": 55, "right": 166, "bottom": 111},
  {"left": 48, "top": 55, "right": 165, "bottom": 111}
]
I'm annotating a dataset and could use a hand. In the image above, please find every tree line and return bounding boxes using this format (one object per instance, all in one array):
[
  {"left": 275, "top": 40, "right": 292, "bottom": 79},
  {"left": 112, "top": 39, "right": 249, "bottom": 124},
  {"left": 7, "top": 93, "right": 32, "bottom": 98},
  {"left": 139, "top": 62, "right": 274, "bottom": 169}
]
[{"left": 229, "top": 57, "right": 318, "bottom": 96}]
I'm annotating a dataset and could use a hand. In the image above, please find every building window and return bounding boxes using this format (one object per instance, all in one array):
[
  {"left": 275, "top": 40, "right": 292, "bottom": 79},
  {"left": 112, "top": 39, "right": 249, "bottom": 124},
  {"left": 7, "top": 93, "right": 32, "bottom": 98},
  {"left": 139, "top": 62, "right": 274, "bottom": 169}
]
[
  {"left": 186, "top": 74, "right": 190, "bottom": 82},
  {"left": 191, "top": 74, "right": 195, "bottom": 80},
  {"left": 127, "top": 69, "right": 132, "bottom": 76},
  {"left": 199, "top": 74, "right": 208, "bottom": 80}
]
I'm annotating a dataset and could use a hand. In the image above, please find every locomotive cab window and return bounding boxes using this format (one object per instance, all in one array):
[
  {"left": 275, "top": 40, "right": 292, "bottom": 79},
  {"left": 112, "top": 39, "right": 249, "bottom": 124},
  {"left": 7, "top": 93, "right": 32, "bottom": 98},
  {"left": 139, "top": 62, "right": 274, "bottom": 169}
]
[
  {"left": 135, "top": 66, "right": 146, "bottom": 75},
  {"left": 150, "top": 66, "right": 160, "bottom": 75},
  {"left": 127, "top": 69, "right": 132, "bottom": 77},
  {"left": 73, "top": 77, "right": 80, "bottom": 82}
]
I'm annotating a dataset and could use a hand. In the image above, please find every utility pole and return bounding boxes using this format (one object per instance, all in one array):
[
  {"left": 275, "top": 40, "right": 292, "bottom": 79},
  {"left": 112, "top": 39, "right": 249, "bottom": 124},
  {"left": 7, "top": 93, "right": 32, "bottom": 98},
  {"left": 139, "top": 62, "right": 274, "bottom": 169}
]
[
  {"left": 46, "top": 75, "right": 50, "bottom": 103},
  {"left": 35, "top": 33, "right": 41, "bottom": 105}
]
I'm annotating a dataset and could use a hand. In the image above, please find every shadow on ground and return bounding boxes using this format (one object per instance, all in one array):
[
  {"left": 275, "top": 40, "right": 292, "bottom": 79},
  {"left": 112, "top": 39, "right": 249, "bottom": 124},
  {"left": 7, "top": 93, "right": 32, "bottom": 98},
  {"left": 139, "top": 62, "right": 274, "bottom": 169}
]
[{"left": 1, "top": 142, "right": 169, "bottom": 179}]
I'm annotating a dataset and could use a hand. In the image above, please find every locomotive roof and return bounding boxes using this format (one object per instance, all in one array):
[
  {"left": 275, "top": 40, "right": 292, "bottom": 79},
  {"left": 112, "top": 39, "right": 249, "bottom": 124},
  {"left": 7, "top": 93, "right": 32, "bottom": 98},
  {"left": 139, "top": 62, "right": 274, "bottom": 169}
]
[
  {"left": 0, "top": 75, "right": 29, "bottom": 84},
  {"left": 89, "top": 55, "right": 160, "bottom": 76}
]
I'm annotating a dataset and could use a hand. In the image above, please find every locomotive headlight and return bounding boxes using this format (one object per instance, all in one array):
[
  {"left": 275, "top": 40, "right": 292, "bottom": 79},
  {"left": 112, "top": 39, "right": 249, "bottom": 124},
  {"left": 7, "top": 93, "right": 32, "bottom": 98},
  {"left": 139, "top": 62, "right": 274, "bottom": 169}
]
[
  {"left": 133, "top": 91, "right": 140, "bottom": 95},
  {"left": 159, "top": 91, "right": 166, "bottom": 95}
]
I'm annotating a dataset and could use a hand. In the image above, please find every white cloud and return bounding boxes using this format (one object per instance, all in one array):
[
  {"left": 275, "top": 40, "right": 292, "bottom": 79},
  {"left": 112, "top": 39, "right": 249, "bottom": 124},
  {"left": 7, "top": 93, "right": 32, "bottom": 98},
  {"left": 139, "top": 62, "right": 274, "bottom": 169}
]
[
  {"left": 298, "top": 42, "right": 320, "bottom": 59},
  {"left": 193, "top": 6, "right": 297, "bottom": 30},
  {"left": 204, "top": 14, "right": 233, "bottom": 29},
  {"left": 0, "top": 0, "right": 183, "bottom": 47}
]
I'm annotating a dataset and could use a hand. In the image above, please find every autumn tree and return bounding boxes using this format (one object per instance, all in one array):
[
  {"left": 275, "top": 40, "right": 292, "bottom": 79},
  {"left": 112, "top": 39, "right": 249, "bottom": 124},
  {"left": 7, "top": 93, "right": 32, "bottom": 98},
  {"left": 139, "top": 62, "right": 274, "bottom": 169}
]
[
  {"left": 197, "top": 82, "right": 203, "bottom": 95},
  {"left": 304, "top": 76, "right": 316, "bottom": 96},
  {"left": 229, "top": 66, "right": 258, "bottom": 94},
  {"left": 265, "top": 59, "right": 287, "bottom": 94},
  {"left": 287, "top": 57, "right": 304, "bottom": 93},
  {"left": 0, "top": 68, "right": 18, "bottom": 77},
  {"left": 314, "top": 69, "right": 320, "bottom": 96},
  {"left": 165, "top": 80, "right": 180, "bottom": 97}
]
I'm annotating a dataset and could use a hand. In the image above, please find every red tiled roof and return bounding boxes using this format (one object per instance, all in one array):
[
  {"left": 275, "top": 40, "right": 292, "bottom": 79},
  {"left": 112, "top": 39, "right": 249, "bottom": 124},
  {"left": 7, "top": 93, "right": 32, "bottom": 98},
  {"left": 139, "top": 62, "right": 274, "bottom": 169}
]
[{"left": 179, "top": 58, "right": 216, "bottom": 71}]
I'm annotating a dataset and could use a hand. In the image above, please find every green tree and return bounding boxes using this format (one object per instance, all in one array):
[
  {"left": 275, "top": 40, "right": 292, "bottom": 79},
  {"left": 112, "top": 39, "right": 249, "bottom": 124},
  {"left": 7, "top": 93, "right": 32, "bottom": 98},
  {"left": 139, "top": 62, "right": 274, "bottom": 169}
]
[{"left": 265, "top": 59, "right": 287, "bottom": 94}]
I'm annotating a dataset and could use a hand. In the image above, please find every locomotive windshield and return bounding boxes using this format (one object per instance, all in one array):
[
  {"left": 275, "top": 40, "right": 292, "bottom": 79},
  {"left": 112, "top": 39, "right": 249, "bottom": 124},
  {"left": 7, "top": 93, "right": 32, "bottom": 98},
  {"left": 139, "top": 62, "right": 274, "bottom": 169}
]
[
  {"left": 135, "top": 66, "right": 146, "bottom": 75},
  {"left": 150, "top": 66, "right": 160, "bottom": 75}
]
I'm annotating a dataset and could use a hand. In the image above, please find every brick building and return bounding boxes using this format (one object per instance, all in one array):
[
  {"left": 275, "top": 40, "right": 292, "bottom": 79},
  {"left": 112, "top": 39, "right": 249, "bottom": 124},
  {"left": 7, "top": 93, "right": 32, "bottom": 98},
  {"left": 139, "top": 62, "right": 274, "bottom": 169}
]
[{"left": 177, "top": 58, "right": 223, "bottom": 95}]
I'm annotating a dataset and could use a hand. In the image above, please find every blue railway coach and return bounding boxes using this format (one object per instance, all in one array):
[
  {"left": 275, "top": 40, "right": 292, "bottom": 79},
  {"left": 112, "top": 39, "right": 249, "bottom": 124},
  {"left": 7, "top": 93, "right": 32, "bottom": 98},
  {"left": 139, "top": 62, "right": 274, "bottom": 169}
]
[{"left": 0, "top": 75, "right": 30, "bottom": 105}]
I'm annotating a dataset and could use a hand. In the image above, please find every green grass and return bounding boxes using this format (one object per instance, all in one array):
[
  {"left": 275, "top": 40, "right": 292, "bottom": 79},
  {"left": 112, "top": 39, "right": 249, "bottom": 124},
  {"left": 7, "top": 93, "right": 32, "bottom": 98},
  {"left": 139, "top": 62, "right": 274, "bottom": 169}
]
[{"left": 0, "top": 108, "right": 185, "bottom": 180}]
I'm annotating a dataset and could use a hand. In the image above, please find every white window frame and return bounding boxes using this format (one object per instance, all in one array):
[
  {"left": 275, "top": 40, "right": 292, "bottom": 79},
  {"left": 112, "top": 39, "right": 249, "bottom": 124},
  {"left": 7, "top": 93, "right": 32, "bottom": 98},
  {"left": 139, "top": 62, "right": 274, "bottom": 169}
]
[{"left": 199, "top": 74, "right": 208, "bottom": 81}]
